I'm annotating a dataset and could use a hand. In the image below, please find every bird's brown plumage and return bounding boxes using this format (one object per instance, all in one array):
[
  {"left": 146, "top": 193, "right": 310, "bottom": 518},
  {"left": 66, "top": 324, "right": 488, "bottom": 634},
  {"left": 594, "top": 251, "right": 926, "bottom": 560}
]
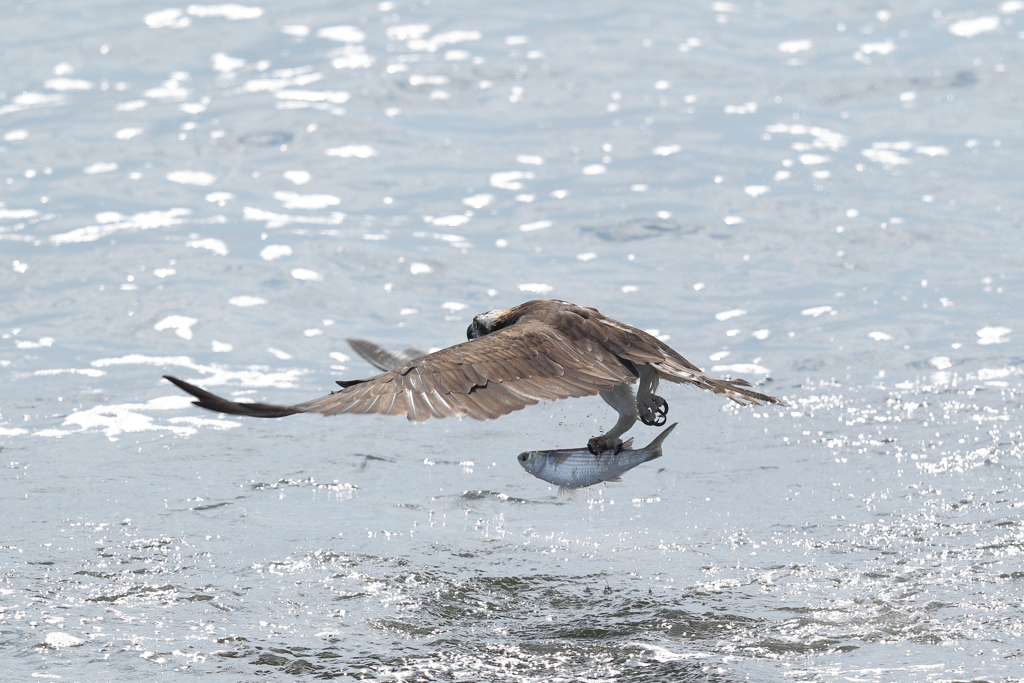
[{"left": 164, "top": 299, "right": 783, "bottom": 421}]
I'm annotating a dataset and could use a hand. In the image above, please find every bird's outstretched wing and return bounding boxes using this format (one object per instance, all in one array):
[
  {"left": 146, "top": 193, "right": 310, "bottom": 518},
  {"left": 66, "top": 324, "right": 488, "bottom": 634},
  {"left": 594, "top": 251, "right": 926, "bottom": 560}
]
[
  {"left": 346, "top": 338, "right": 426, "bottom": 372},
  {"left": 164, "top": 319, "right": 640, "bottom": 422}
]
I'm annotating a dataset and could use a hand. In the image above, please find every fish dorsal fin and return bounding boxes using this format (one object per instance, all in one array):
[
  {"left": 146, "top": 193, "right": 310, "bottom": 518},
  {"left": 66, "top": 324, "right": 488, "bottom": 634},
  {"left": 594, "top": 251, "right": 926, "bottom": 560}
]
[{"left": 621, "top": 437, "right": 634, "bottom": 450}]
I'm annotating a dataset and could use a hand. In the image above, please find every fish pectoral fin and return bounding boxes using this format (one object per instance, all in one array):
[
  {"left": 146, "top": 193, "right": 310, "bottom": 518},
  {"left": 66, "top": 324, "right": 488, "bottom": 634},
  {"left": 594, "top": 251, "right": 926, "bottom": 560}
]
[
  {"left": 557, "top": 486, "right": 581, "bottom": 504},
  {"left": 604, "top": 475, "right": 623, "bottom": 482}
]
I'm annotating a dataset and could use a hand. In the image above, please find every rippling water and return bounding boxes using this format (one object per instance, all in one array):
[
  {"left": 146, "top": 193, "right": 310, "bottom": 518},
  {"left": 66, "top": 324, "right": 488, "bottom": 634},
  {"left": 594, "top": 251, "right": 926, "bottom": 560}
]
[{"left": 2, "top": 0, "right": 1023, "bottom": 680}]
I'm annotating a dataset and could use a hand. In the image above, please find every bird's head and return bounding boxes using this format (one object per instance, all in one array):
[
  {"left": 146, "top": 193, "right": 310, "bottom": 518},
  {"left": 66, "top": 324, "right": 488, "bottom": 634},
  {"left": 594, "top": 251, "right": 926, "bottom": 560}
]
[{"left": 467, "top": 307, "right": 513, "bottom": 340}]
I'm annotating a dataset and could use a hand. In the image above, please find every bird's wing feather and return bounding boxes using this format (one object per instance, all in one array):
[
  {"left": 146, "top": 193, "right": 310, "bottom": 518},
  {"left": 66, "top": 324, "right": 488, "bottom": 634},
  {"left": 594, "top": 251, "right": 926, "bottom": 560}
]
[{"left": 164, "top": 318, "right": 639, "bottom": 421}]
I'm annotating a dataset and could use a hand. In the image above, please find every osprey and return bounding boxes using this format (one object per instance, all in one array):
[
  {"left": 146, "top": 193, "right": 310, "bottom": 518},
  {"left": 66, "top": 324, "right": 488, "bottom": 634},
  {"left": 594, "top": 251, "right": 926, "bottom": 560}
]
[{"left": 164, "top": 299, "right": 785, "bottom": 453}]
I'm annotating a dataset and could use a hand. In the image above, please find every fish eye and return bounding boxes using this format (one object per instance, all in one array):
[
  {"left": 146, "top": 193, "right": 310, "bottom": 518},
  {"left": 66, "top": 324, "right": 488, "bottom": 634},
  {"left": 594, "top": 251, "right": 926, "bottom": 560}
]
[{"left": 517, "top": 453, "right": 527, "bottom": 462}]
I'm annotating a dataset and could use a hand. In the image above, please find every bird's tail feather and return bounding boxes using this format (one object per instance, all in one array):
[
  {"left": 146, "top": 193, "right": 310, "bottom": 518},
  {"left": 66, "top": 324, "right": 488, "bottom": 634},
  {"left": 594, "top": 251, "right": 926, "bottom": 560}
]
[
  {"left": 713, "top": 378, "right": 786, "bottom": 406},
  {"left": 657, "top": 363, "right": 787, "bottom": 406}
]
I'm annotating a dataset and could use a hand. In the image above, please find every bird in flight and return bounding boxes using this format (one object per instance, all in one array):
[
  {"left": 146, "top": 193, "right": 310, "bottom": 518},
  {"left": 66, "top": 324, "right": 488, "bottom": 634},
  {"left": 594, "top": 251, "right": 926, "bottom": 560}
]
[{"left": 164, "top": 299, "right": 785, "bottom": 453}]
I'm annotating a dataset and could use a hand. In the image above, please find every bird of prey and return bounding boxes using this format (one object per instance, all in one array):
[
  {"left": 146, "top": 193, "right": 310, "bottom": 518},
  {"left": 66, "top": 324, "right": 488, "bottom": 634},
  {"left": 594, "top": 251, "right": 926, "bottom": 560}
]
[{"left": 164, "top": 299, "right": 785, "bottom": 453}]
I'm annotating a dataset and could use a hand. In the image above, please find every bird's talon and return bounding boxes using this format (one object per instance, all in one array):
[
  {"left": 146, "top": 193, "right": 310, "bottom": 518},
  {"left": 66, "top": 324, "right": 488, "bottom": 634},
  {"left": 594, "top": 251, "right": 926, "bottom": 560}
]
[
  {"left": 652, "top": 399, "right": 668, "bottom": 426},
  {"left": 639, "top": 395, "right": 669, "bottom": 426},
  {"left": 587, "top": 435, "right": 624, "bottom": 455}
]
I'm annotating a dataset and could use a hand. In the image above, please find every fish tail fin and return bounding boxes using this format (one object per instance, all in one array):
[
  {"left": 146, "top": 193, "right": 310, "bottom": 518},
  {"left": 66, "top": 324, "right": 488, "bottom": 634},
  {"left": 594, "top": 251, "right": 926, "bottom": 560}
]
[
  {"left": 557, "top": 486, "right": 581, "bottom": 504},
  {"left": 643, "top": 422, "right": 678, "bottom": 462}
]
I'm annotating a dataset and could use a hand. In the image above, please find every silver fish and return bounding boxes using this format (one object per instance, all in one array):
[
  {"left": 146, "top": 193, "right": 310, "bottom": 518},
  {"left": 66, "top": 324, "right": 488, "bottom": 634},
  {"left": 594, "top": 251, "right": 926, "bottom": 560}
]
[{"left": 517, "top": 423, "right": 677, "bottom": 498}]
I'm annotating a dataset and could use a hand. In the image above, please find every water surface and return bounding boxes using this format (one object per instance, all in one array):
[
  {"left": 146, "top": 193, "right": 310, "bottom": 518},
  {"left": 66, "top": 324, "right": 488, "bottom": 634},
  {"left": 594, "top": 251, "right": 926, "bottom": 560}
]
[{"left": 2, "top": 1, "right": 1023, "bottom": 680}]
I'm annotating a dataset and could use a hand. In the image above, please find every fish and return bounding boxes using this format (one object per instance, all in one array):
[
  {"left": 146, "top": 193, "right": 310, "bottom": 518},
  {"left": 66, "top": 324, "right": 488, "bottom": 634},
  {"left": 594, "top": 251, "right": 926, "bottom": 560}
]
[{"left": 517, "top": 423, "right": 677, "bottom": 498}]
